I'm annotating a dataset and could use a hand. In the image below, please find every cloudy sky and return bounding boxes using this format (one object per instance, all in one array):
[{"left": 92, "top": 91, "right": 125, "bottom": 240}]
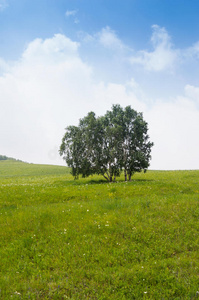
[{"left": 0, "top": 0, "right": 199, "bottom": 169}]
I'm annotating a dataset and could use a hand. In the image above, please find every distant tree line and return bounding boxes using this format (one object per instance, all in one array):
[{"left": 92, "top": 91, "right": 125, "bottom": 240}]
[
  {"left": 0, "top": 155, "right": 8, "bottom": 160},
  {"left": 0, "top": 155, "right": 22, "bottom": 162},
  {"left": 60, "top": 105, "right": 154, "bottom": 182}
]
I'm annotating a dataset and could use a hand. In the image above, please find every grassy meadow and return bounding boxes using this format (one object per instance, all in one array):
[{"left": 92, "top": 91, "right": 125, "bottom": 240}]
[{"left": 0, "top": 160, "right": 199, "bottom": 299}]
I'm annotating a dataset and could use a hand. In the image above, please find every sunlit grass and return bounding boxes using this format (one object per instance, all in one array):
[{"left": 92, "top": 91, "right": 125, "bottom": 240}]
[{"left": 0, "top": 160, "right": 199, "bottom": 299}]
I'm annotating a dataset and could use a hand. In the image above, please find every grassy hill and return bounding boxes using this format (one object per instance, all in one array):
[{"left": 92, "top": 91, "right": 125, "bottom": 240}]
[{"left": 0, "top": 160, "right": 199, "bottom": 299}]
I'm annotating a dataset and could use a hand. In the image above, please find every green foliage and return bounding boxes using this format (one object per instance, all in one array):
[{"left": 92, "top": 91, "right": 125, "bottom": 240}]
[
  {"left": 1, "top": 160, "right": 199, "bottom": 299},
  {"left": 0, "top": 155, "right": 7, "bottom": 160},
  {"left": 60, "top": 105, "right": 154, "bottom": 181},
  {"left": 0, "top": 155, "right": 23, "bottom": 161}
]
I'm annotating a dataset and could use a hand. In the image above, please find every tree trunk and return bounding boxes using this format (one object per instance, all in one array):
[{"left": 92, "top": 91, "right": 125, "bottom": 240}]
[
  {"left": 124, "top": 169, "right": 127, "bottom": 181},
  {"left": 103, "top": 172, "right": 112, "bottom": 182},
  {"left": 103, "top": 174, "right": 109, "bottom": 181}
]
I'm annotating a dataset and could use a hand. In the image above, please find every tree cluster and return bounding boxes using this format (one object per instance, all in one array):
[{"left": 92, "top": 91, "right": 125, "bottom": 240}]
[
  {"left": 60, "top": 105, "right": 154, "bottom": 182},
  {"left": 0, "top": 155, "right": 8, "bottom": 161},
  {"left": 0, "top": 155, "right": 20, "bottom": 161}
]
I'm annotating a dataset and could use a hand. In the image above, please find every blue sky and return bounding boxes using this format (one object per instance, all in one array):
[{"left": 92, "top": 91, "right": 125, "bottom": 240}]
[
  {"left": 1, "top": 0, "right": 199, "bottom": 169},
  {"left": 1, "top": 0, "right": 199, "bottom": 58}
]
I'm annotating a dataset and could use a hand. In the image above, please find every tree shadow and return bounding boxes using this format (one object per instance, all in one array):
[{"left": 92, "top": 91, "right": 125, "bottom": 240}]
[
  {"left": 54, "top": 177, "right": 155, "bottom": 187},
  {"left": 87, "top": 179, "right": 108, "bottom": 185},
  {"left": 131, "top": 179, "right": 154, "bottom": 182}
]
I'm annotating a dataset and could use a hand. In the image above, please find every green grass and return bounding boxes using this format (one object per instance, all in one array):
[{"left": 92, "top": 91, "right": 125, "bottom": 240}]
[{"left": 0, "top": 160, "right": 199, "bottom": 299}]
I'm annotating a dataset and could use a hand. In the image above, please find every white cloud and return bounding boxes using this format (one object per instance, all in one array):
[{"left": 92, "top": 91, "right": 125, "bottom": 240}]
[
  {"left": 0, "top": 58, "right": 9, "bottom": 74},
  {"left": 95, "top": 24, "right": 199, "bottom": 75},
  {"left": 185, "top": 41, "right": 199, "bottom": 59},
  {"left": 130, "top": 25, "right": 178, "bottom": 71},
  {"left": 65, "top": 10, "right": 77, "bottom": 17},
  {"left": 0, "top": 34, "right": 138, "bottom": 165},
  {"left": 0, "top": 32, "right": 199, "bottom": 170},
  {"left": 185, "top": 84, "right": 199, "bottom": 102},
  {"left": 65, "top": 10, "right": 79, "bottom": 24},
  {"left": 146, "top": 95, "right": 199, "bottom": 170},
  {"left": 0, "top": 34, "right": 92, "bottom": 164},
  {"left": 21, "top": 34, "right": 80, "bottom": 66},
  {"left": 97, "top": 26, "right": 125, "bottom": 50}
]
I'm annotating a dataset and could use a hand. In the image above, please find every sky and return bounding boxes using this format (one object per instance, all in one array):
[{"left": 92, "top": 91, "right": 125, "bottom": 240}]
[{"left": 0, "top": 0, "right": 199, "bottom": 170}]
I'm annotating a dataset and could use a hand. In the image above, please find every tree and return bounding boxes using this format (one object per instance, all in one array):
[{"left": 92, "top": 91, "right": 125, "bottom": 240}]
[
  {"left": 59, "top": 105, "right": 154, "bottom": 181},
  {"left": 121, "top": 106, "right": 153, "bottom": 181}
]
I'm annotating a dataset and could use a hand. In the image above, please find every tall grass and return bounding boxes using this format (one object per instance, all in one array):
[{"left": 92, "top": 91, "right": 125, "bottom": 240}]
[{"left": 0, "top": 160, "right": 199, "bottom": 299}]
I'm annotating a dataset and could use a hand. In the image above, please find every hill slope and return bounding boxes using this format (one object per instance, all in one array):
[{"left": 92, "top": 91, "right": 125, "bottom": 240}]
[
  {"left": 0, "top": 159, "right": 68, "bottom": 177},
  {"left": 0, "top": 161, "right": 199, "bottom": 299}
]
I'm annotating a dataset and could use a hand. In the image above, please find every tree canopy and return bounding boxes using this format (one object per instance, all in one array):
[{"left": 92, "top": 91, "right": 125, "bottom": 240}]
[{"left": 60, "top": 105, "right": 154, "bottom": 181}]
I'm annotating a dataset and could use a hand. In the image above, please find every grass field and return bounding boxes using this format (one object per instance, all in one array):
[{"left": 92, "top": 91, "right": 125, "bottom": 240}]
[{"left": 0, "top": 160, "right": 199, "bottom": 299}]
